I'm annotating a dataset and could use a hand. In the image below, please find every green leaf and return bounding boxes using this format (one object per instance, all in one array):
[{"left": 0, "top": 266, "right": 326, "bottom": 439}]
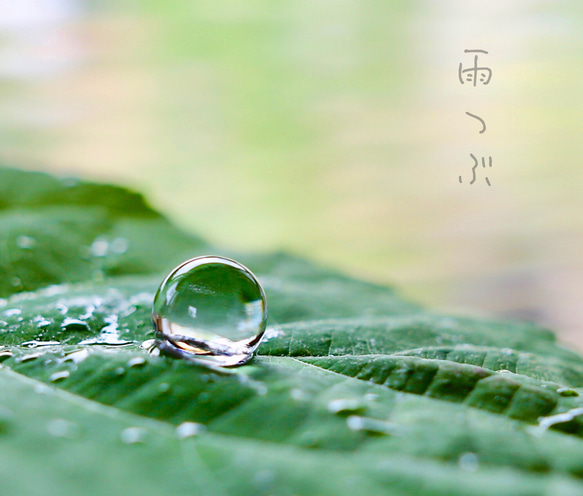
[
  {"left": 0, "top": 167, "right": 205, "bottom": 297},
  {"left": 2, "top": 166, "right": 583, "bottom": 496}
]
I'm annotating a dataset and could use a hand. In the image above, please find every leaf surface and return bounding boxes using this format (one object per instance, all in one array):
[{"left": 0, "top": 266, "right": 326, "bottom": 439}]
[{"left": 2, "top": 167, "right": 583, "bottom": 496}]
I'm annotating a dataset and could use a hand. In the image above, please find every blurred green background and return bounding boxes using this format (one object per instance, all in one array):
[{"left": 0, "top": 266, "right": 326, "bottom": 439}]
[{"left": 1, "top": 1, "right": 583, "bottom": 348}]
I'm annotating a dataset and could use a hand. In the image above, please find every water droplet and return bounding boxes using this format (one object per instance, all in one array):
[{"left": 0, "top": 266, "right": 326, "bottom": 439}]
[
  {"left": 10, "top": 277, "right": 21, "bottom": 287},
  {"left": 56, "top": 303, "right": 69, "bottom": 315},
  {"left": 114, "top": 367, "right": 126, "bottom": 376},
  {"left": 90, "top": 238, "right": 109, "bottom": 257},
  {"left": 290, "top": 388, "right": 310, "bottom": 401},
  {"left": 537, "top": 407, "right": 583, "bottom": 432},
  {"left": 0, "top": 350, "right": 13, "bottom": 362},
  {"left": 120, "top": 427, "right": 146, "bottom": 444},
  {"left": 346, "top": 416, "right": 403, "bottom": 436},
  {"left": 16, "top": 235, "right": 36, "bottom": 249},
  {"left": 63, "top": 349, "right": 90, "bottom": 364},
  {"left": 43, "top": 285, "right": 68, "bottom": 298},
  {"left": 328, "top": 399, "right": 366, "bottom": 415},
  {"left": 22, "top": 340, "right": 60, "bottom": 348},
  {"left": 175, "top": 422, "right": 206, "bottom": 439},
  {"left": 557, "top": 387, "right": 579, "bottom": 397},
  {"left": 262, "top": 327, "right": 284, "bottom": 341},
  {"left": 33, "top": 316, "right": 52, "bottom": 328},
  {"left": 127, "top": 356, "right": 146, "bottom": 368},
  {"left": 152, "top": 256, "right": 268, "bottom": 367},
  {"left": 34, "top": 384, "right": 53, "bottom": 395},
  {"left": 79, "top": 306, "right": 96, "bottom": 320},
  {"left": 458, "top": 452, "right": 479, "bottom": 472},
  {"left": 79, "top": 316, "right": 132, "bottom": 346},
  {"left": 19, "top": 352, "right": 43, "bottom": 363},
  {"left": 50, "top": 370, "right": 70, "bottom": 382},
  {"left": 61, "top": 318, "right": 90, "bottom": 332},
  {"left": 3, "top": 309, "right": 21, "bottom": 317},
  {"left": 158, "top": 383, "right": 171, "bottom": 393},
  {"left": 141, "top": 339, "right": 160, "bottom": 356},
  {"left": 111, "top": 237, "right": 129, "bottom": 254},
  {"left": 47, "top": 418, "right": 79, "bottom": 439}
]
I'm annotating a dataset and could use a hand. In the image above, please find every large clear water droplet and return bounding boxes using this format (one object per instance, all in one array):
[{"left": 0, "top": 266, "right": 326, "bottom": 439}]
[{"left": 152, "top": 256, "right": 267, "bottom": 367}]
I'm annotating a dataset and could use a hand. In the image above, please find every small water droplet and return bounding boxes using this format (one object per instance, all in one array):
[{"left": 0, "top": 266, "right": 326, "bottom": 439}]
[
  {"left": 346, "top": 416, "right": 403, "bottom": 436},
  {"left": 79, "top": 316, "right": 132, "bottom": 346},
  {"left": 22, "top": 340, "right": 60, "bottom": 348},
  {"left": 90, "top": 238, "right": 109, "bottom": 257},
  {"left": 10, "top": 277, "right": 21, "bottom": 287},
  {"left": 111, "top": 237, "right": 129, "bottom": 254},
  {"left": 152, "top": 256, "right": 268, "bottom": 367},
  {"left": 16, "top": 235, "right": 36, "bottom": 249},
  {"left": 79, "top": 306, "right": 95, "bottom": 321},
  {"left": 290, "top": 388, "right": 310, "bottom": 401},
  {"left": 140, "top": 339, "right": 156, "bottom": 350},
  {"left": 61, "top": 318, "right": 90, "bottom": 332},
  {"left": 328, "top": 399, "right": 366, "bottom": 415},
  {"left": 3, "top": 309, "right": 21, "bottom": 317},
  {"left": 34, "top": 384, "right": 52, "bottom": 395},
  {"left": 262, "top": 327, "right": 284, "bottom": 341},
  {"left": 537, "top": 407, "right": 583, "bottom": 432},
  {"left": 175, "top": 422, "right": 206, "bottom": 439},
  {"left": 158, "top": 383, "right": 171, "bottom": 393},
  {"left": 33, "top": 317, "right": 52, "bottom": 329},
  {"left": 364, "top": 393, "right": 379, "bottom": 402},
  {"left": 141, "top": 339, "right": 160, "bottom": 356},
  {"left": 47, "top": 418, "right": 79, "bottom": 439},
  {"left": 0, "top": 350, "right": 13, "bottom": 362},
  {"left": 458, "top": 452, "right": 479, "bottom": 472},
  {"left": 19, "top": 352, "right": 43, "bottom": 363},
  {"left": 63, "top": 349, "right": 90, "bottom": 364},
  {"left": 56, "top": 303, "right": 69, "bottom": 315},
  {"left": 254, "top": 383, "right": 268, "bottom": 396},
  {"left": 43, "top": 285, "right": 68, "bottom": 297},
  {"left": 50, "top": 370, "right": 70, "bottom": 382},
  {"left": 114, "top": 367, "right": 126, "bottom": 376},
  {"left": 557, "top": 388, "right": 579, "bottom": 397},
  {"left": 127, "top": 357, "right": 146, "bottom": 368},
  {"left": 120, "top": 427, "right": 146, "bottom": 444}
]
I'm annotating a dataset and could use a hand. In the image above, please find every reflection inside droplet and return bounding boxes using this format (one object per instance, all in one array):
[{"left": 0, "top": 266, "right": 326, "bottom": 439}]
[{"left": 152, "top": 256, "right": 267, "bottom": 367}]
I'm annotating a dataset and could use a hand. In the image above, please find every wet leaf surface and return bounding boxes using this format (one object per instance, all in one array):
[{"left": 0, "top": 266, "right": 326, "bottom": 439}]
[{"left": 2, "top": 166, "right": 583, "bottom": 495}]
